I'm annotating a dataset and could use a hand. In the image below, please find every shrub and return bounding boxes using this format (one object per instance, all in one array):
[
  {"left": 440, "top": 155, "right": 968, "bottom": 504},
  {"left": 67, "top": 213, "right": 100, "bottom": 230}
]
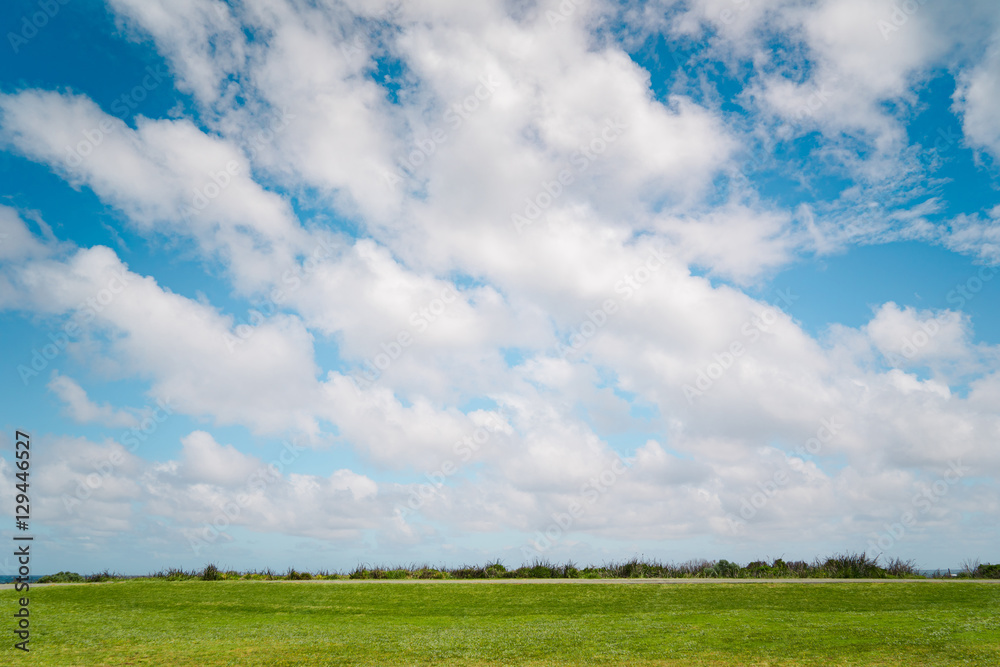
[
  {"left": 974, "top": 563, "right": 1000, "bottom": 579},
  {"left": 512, "top": 560, "right": 557, "bottom": 578},
  {"left": 697, "top": 559, "right": 741, "bottom": 578},
  {"left": 452, "top": 564, "right": 489, "bottom": 579},
  {"left": 38, "top": 571, "right": 83, "bottom": 583},
  {"left": 416, "top": 568, "right": 448, "bottom": 579},
  {"left": 677, "top": 559, "right": 712, "bottom": 577},
  {"left": 382, "top": 569, "right": 409, "bottom": 580},
  {"left": 884, "top": 557, "right": 917, "bottom": 577},
  {"left": 785, "top": 560, "right": 810, "bottom": 576},
  {"left": 450, "top": 562, "right": 508, "bottom": 579},
  {"left": 745, "top": 561, "right": 774, "bottom": 578},
  {"left": 819, "top": 552, "right": 885, "bottom": 578},
  {"left": 201, "top": 564, "right": 222, "bottom": 581},
  {"left": 484, "top": 561, "right": 506, "bottom": 578},
  {"left": 607, "top": 558, "right": 653, "bottom": 578}
]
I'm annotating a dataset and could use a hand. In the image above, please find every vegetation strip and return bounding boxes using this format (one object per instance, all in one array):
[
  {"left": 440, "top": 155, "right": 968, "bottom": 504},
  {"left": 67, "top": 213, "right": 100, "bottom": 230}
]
[{"left": 35, "top": 552, "right": 1000, "bottom": 583}]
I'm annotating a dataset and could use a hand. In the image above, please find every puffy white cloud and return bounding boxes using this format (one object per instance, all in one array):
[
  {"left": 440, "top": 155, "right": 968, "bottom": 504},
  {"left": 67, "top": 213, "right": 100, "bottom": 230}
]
[
  {"left": 47, "top": 373, "right": 141, "bottom": 428},
  {"left": 320, "top": 373, "right": 494, "bottom": 468},
  {"left": 3, "top": 244, "right": 325, "bottom": 434},
  {"left": 29, "top": 435, "right": 147, "bottom": 535},
  {"left": 955, "top": 37, "right": 1000, "bottom": 160},
  {"left": 941, "top": 208, "right": 1000, "bottom": 265},
  {"left": 20, "top": 431, "right": 389, "bottom": 553},
  {"left": 106, "top": 0, "right": 247, "bottom": 107},
  {"left": 866, "top": 302, "right": 981, "bottom": 379},
  {"left": 0, "top": 89, "right": 310, "bottom": 293},
  {"left": 0, "top": 205, "right": 54, "bottom": 262},
  {"left": 653, "top": 204, "right": 797, "bottom": 282},
  {"left": 178, "top": 431, "right": 262, "bottom": 487}
]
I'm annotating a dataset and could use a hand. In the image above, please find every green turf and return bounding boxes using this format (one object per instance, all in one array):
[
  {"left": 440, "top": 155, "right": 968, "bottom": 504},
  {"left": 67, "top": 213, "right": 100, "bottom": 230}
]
[{"left": 2, "top": 580, "right": 998, "bottom": 665}]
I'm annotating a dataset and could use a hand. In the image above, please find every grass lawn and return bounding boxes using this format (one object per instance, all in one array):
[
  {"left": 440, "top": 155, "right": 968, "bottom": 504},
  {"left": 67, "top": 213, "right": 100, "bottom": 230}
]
[{"left": 2, "top": 580, "right": 998, "bottom": 665}]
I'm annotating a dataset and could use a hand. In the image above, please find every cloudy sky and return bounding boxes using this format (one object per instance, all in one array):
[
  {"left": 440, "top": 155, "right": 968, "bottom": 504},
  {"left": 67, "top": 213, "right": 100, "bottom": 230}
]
[{"left": 0, "top": 0, "right": 998, "bottom": 575}]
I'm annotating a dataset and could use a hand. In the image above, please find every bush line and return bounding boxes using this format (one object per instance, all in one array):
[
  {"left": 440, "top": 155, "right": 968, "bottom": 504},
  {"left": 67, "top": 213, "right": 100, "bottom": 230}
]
[{"left": 35, "top": 553, "right": 1000, "bottom": 583}]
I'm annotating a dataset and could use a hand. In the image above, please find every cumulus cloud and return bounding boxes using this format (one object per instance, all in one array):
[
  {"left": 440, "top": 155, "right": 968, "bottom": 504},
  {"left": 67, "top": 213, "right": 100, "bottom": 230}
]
[
  {"left": 0, "top": 89, "right": 310, "bottom": 294},
  {"left": 178, "top": 431, "right": 263, "bottom": 487},
  {"left": 955, "top": 37, "right": 1000, "bottom": 160},
  {"left": 47, "top": 373, "right": 141, "bottom": 428},
  {"left": 866, "top": 303, "right": 974, "bottom": 371},
  {"left": 2, "top": 244, "right": 325, "bottom": 434},
  {"left": 0, "top": 205, "right": 55, "bottom": 262}
]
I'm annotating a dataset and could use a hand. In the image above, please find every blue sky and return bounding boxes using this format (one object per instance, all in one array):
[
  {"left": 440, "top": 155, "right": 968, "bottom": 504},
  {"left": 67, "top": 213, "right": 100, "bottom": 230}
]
[{"left": 0, "top": 0, "right": 998, "bottom": 575}]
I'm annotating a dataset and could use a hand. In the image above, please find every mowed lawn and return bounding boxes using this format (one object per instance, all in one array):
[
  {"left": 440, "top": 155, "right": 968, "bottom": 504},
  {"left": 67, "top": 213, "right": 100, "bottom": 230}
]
[{"left": 2, "top": 580, "right": 998, "bottom": 666}]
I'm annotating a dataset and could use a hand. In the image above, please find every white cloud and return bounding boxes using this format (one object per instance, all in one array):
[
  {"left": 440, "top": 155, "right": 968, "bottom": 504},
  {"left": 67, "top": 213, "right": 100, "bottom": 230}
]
[
  {"left": 0, "top": 205, "right": 54, "bottom": 262},
  {"left": 0, "top": 89, "right": 311, "bottom": 294},
  {"left": 955, "top": 37, "right": 1000, "bottom": 160},
  {"left": 106, "top": 0, "right": 247, "bottom": 108},
  {"left": 4, "top": 244, "right": 325, "bottom": 434},
  {"left": 866, "top": 302, "right": 979, "bottom": 377},
  {"left": 654, "top": 204, "right": 797, "bottom": 282},
  {"left": 47, "top": 373, "right": 141, "bottom": 428},
  {"left": 941, "top": 209, "right": 1000, "bottom": 266},
  {"left": 22, "top": 431, "right": 387, "bottom": 549},
  {"left": 179, "top": 431, "right": 262, "bottom": 487}
]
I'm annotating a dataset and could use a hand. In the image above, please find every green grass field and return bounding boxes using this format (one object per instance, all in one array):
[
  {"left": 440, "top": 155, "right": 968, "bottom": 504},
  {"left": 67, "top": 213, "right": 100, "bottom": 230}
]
[{"left": 2, "top": 580, "right": 998, "bottom": 666}]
